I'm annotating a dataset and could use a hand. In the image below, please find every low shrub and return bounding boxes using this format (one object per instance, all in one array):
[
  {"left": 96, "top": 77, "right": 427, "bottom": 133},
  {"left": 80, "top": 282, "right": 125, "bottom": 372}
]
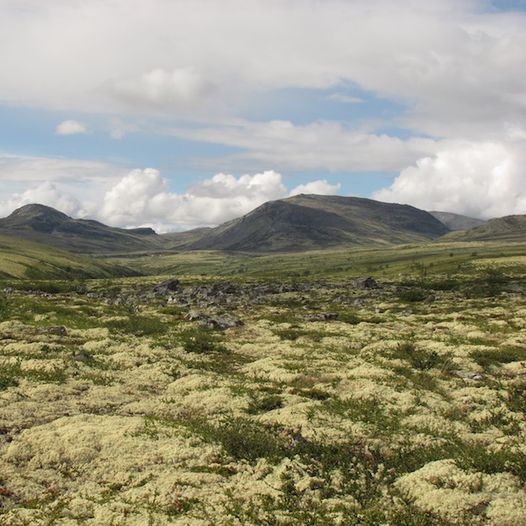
[
  {"left": 179, "top": 327, "right": 227, "bottom": 354},
  {"left": 393, "top": 341, "right": 447, "bottom": 371},
  {"left": 0, "top": 293, "right": 8, "bottom": 320},
  {"left": 105, "top": 315, "right": 166, "bottom": 336},
  {"left": 397, "top": 287, "right": 427, "bottom": 302}
]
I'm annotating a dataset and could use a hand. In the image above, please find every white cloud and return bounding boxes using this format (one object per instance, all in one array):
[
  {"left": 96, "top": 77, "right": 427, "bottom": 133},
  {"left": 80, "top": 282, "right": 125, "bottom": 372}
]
[
  {"left": 0, "top": 154, "right": 126, "bottom": 184},
  {"left": 55, "top": 120, "right": 88, "bottom": 135},
  {"left": 0, "top": 155, "right": 345, "bottom": 231},
  {"left": 98, "top": 168, "right": 291, "bottom": 231},
  {"left": 0, "top": 154, "right": 130, "bottom": 216},
  {"left": 106, "top": 68, "right": 215, "bottom": 112},
  {"left": 98, "top": 169, "right": 346, "bottom": 230},
  {"left": 170, "top": 120, "right": 441, "bottom": 172},
  {"left": 108, "top": 117, "right": 139, "bottom": 139},
  {"left": 290, "top": 180, "right": 341, "bottom": 196},
  {"left": 327, "top": 93, "right": 364, "bottom": 104},
  {"left": 0, "top": 1, "right": 525, "bottom": 136},
  {"left": 373, "top": 139, "right": 526, "bottom": 219},
  {"left": 0, "top": 182, "right": 83, "bottom": 217}
]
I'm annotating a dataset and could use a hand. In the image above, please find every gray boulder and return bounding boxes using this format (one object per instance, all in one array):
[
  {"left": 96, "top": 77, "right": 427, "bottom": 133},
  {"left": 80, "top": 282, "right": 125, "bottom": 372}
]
[{"left": 352, "top": 277, "right": 379, "bottom": 289}]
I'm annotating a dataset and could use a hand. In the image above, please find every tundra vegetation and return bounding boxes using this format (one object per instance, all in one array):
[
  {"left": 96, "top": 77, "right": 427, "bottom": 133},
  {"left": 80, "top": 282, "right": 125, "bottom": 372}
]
[{"left": 0, "top": 241, "right": 525, "bottom": 525}]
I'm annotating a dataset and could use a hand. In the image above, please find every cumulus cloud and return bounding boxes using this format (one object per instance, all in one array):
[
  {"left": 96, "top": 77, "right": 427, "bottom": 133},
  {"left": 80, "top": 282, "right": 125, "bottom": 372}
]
[
  {"left": 290, "top": 180, "right": 341, "bottom": 196},
  {"left": 0, "top": 182, "right": 83, "bottom": 217},
  {"left": 98, "top": 169, "right": 349, "bottom": 230},
  {"left": 98, "top": 169, "right": 292, "bottom": 231},
  {"left": 373, "top": 140, "right": 526, "bottom": 219},
  {"left": 55, "top": 120, "right": 88, "bottom": 135},
  {"left": 0, "top": 153, "right": 345, "bottom": 229},
  {"left": 106, "top": 68, "right": 215, "bottom": 112}
]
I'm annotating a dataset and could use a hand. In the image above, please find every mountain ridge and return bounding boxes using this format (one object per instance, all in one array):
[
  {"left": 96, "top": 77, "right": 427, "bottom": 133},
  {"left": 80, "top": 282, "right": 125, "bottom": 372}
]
[
  {"left": 443, "top": 214, "right": 526, "bottom": 242},
  {"left": 0, "top": 197, "right": 453, "bottom": 254},
  {"left": 188, "top": 194, "right": 450, "bottom": 252},
  {"left": 429, "top": 211, "right": 486, "bottom": 231},
  {"left": 0, "top": 203, "right": 161, "bottom": 254}
]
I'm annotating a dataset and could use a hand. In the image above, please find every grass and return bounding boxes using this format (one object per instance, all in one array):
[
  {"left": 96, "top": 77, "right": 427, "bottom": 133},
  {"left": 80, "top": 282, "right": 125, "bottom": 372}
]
[{"left": 0, "top": 234, "right": 133, "bottom": 280}]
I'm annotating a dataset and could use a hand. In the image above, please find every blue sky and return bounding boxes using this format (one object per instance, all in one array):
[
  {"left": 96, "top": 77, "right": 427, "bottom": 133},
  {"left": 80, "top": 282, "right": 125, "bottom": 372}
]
[
  {"left": 1, "top": 0, "right": 526, "bottom": 229},
  {"left": 0, "top": 85, "right": 403, "bottom": 197}
]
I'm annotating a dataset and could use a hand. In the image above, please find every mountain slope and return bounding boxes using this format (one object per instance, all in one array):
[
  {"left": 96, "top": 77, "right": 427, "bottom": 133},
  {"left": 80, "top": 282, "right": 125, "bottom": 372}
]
[
  {"left": 0, "top": 197, "right": 452, "bottom": 255},
  {"left": 0, "top": 204, "right": 161, "bottom": 254},
  {"left": 445, "top": 215, "right": 526, "bottom": 242},
  {"left": 0, "top": 234, "right": 136, "bottom": 279},
  {"left": 189, "top": 194, "right": 450, "bottom": 252},
  {"left": 430, "top": 211, "right": 486, "bottom": 231}
]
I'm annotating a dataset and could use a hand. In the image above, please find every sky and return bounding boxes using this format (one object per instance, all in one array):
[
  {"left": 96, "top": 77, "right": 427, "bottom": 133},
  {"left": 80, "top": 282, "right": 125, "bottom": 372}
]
[{"left": 1, "top": 0, "right": 526, "bottom": 231}]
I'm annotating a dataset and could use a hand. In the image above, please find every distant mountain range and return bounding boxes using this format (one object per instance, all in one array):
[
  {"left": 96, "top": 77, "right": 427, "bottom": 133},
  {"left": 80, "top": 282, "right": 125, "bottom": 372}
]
[
  {"left": 0, "top": 204, "right": 159, "bottom": 254},
  {"left": 0, "top": 196, "right": 512, "bottom": 255},
  {"left": 429, "top": 211, "right": 486, "bottom": 231},
  {"left": 189, "top": 195, "right": 449, "bottom": 251},
  {"left": 444, "top": 215, "right": 526, "bottom": 242}
]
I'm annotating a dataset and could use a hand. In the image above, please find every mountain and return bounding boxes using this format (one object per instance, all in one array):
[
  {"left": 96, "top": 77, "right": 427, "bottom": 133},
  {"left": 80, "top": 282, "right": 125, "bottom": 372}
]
[
  {"left": 430, "top": 211, "right": 486, "bottom": 231},
  {"left": 0, "top": 204, "right": 161, "bottom": 254},
  {"left": 0, "top": 233, "right": 137, "bottom": 280},
  {"left": 187, "top": 194, "right": 450, "bottom": 252},
  {"left": 0, "top": 197, "right": 451, "bottom": 255},
  {"left": 444, "top": 214, "right": 526, "bottom": 242}
]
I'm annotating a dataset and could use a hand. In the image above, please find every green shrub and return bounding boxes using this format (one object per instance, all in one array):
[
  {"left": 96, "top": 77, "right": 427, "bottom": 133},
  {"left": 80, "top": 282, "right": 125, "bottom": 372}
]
[
  {"left": 397, "top": 287, "right": 427, "bottom": 302},
  {"left": 179, "top": 328, "right": 227, "bottom": 354},
  {"left": 0, "top": 293, "right": 8, "bottom": 320},
  {"left": 247, "top": 395, "right": 283, "bottom": 414},
  {"left": 393, "top": 341, "right": 446, "bottom": 371},
  {"left": 105, "top": 315, "right": 166, "bottom": 336},
  {"left": 9, "top": 280, "right": 87, "bottom": 294},
  {"left": 471, "top": 347, "right": 525, "bottom": 369},
  {"left": 0, "top": 362, "right": 19, "bottom": 391}
]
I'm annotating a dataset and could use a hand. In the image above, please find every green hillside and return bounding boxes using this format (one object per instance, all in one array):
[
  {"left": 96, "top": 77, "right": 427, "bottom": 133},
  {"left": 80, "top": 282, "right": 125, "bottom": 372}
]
[
  {"left": 188, "top": 194, "right": 449, "bottom": 252},
  {"left": 0, "top": 234, "right": 137, "bottom": 279},
  {"left": 0, "top": 204, "right": 161, "bottom": 254},
  {"left": 445, "top": 215, "right": 526, "bottom": 242}
]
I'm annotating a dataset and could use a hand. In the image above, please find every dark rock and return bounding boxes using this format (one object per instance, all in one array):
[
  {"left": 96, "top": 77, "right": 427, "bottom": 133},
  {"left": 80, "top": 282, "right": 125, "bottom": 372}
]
[
  {"left": 72, "top": 351, "right": 92, "bottom": 362},
  {"left": 423, "top": 295, "right": 436, "bottom": 303},
  {"left": 153, "top": 278, "right": 181, "bottom": 294},
  {"left": 47, "top": 326, "right": 67, "bottom": 336},
  {"left": 352, "top": 277, "right": 379, "bottom": 289},
  {"left": 186, "top": 310, "right": 243, "bottom": 331},
  {"left": 304, "top": 313, "right": 339, "bottom": 322},
  {"left": 451, "top": 370, "right": 483, "bottom": 381},
  {"left": 206, "top": 316, "right": 244, "bottom": 331}
]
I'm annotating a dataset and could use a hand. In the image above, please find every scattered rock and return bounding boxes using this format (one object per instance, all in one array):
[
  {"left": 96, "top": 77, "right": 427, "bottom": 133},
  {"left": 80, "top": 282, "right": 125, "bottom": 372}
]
[
  {"left": 47, "top": 326, "right": 67, "bottom": 336},
  {"left": 451, "top": 370, "right": 483, "bottom": 381},
  {"left": 304, "top": 313, "right": 339, "bottom": 322},
  {"left": 352, "top": 277, "right": 379, "bottom": 289},
  {"left": 423, "top": 295, "right": 436, "bottom": 303},
  {"left": 153, "top": 278, "right": 181, "bottom": 294},
  {"left": 186, "top": 310, "right": 243, "bottom": 331},
  {"left": 72, "top": 351, "right": 92, "bottom": 363}
]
